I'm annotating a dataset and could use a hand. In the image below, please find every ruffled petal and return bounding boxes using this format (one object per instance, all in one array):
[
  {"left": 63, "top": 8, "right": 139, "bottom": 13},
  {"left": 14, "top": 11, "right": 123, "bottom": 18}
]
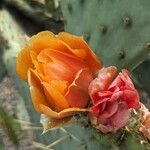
[
  {"left": 29, "top": 31, "right": 74, "bottom": 56},
  {"left": 58, "top": 32, "right": 102, "bottom": 75},
  {"left": 16, "top": 46, "right": 34, "bottom": 81},
  {"left": 97, "top": 101, "right": 118, "bottom": 124},
  {"left": 109, "top": 102, "right": 130, "bottom": 132},
  {"left": 122, "top": 90, "right": 140, "bottom": 108},
  {"left": 109, "top": 70, "right": 134, "bottom": 90},
  {"left": 109, "top": 70, "right": 140, "bottom": 109},
  {"left": 37, "top": 49, "right": 76, "bottom": 82},
  {"left": 39, "top": 104, "right": 89, "bottom": 119},
  {"left": 38, "top": 48, "right": 87, "bottom": 72},
  {"left": 92, "top": 101, "right": 118, "bottom": 120},
  {"left": 65, "top": 68, "right": 93, "bottom": 108},
  {"left": 89, "top": 66, "right": 117, "bottom": 103},
  {"left": 91, "top": 102, "right": 130, "bottom": 133}
]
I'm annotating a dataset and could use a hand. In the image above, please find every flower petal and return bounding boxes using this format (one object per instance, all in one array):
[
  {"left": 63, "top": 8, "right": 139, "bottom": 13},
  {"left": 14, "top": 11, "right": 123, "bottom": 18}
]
[
  {"left": 65, "top": 86, "right": 89, "bottom": 108},
  {"left": 44, "top": 62, "right": 74, "bottom": 82},
  {"left": 91, "top": 102, "right": 130, "bottom": 133},
  {"left": 122, "top": 90, "right": 140, "bottom": 108},
  {"left": 16, "top": 46, "right": 34, "bottom": 81},
  {"left": 50, "top": 80, "right": 68, "bottom": 95},
  {"left": 109, "top": 102, "right": 130, "bottom": 132},
  {"left": 29, "top": 31, "right": 74, "bottom": 56},
  {"left": 42, "top": 82, "right": 69, "bottom": 111},
  {"left": 65, "top": 68, "right": 93, "bottom": 108},
  {"left": 39, "top": 48, "right": 87, "bottom": 72},
  {"left": 89, "top": 66, "right": 117, "bottom": 103},
  {"left": 58, "top": 32, "right": 102, "bottom": 74},
  {"left": 39, "top": 104, "right": 89, "bottom": 119},
  {"left": 97, "top": 101, "right": 118, "bottom": 124},
  {"left": 109, "top": 70, "right": 135, "bottom": 90},
  {"left": 71, "top": 49, "right": 87, "bottom": 59},
  {"left": 37, "top": 49, "right": 76, "bottom": 82},
  {"left": 28, "top": 69, "right": 49, "bottom": 112},
  {"left": 109, "top": 70, "right": 140, "bottom": 108},
  {"left": 92, "top": 101, "right": 118, "bottom": 120}
]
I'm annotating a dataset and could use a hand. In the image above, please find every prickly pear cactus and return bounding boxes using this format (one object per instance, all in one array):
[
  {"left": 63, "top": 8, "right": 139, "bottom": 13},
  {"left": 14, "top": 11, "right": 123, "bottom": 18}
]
[
  {"left": 0, "top": 0, "right": 150, "bottom": 149},
  {"left": 61, "top": 0, "right": 150, "bottom": 71},
  {"left": 60, "top": 0, "right": 150, "bottom": 149}
]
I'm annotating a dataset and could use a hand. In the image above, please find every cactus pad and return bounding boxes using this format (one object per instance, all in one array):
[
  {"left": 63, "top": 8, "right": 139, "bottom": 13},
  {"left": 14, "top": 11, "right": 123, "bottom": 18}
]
[{"left": 61, "top": 0, "right": 150, "bottom": 71}]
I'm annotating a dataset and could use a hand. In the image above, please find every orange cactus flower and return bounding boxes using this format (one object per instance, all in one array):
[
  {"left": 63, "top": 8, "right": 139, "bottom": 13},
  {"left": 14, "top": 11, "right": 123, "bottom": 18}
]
[{"left": 16, "top": 31, "right": 102, "bottom": 130}]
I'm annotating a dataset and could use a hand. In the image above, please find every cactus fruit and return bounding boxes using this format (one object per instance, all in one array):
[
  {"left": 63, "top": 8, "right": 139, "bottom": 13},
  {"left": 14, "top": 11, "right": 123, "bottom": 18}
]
[{"left": 61, "top": 0, "right": 150, "bottom": 71}]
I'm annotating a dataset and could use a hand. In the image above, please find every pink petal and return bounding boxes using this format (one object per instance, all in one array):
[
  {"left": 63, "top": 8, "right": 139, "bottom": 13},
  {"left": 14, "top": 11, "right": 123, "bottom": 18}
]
[
  {"left": 97, "top": 101, "right": 118, "bottom": 124},
  {"left": 92, "top": 101, "right": 131, "bottom": 133},
  {"left": 91, "top": 102, "right": 107, "bottom": 117},
  {"left": 109, "top": 70, "right": 135, "bottom": 90},
  {"left": 109, "top": 101, "right": 130, "bottom": 132},
  {"left": 89, "top": 66, "right": 117, "bottom": 103},
  {"left": 121, "top": 90, "right": 140, "bottom": 108},
  {"left": 109, "top": 70, "right": 140, "bottom": 108},
  {"left": 109, "top": 90, "right": 123, "bottom": 102}
]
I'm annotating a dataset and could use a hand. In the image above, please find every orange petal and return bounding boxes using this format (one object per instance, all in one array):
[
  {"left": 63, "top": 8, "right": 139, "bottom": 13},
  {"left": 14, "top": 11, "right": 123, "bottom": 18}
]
[
  {"left": 29, "top": 31, "right": 74, "bottom": 56},
  {"left": 71, "top": 49, "right": 87, "bottom": 59},
  {"left": 38, "top": 48, "right": 88, "bottom": 83},
  {"left": 42, "top": 82, "right": 69, "bottom": 111},
  {"left": 16, "top": 46, "right": 34, "bottom": 81},
  {"left": 72, "top": 68, "right": 93, "bottom": 91},
  {"left": 50, "top": 80, "right": 68, "bottom": 95},
  {"left": 28, "top": 69, "right": 49, "bottom": 112},
  {"left": 65, "top": 86, "right": 89, "bottom": 108},
  {"left": 39, "top": 48, "right": 87, "bottom": 72},
  {"left": 44, "top": 62, "right": 74, "bottom": 82},
  {"left": 30, "top": 86, "right": 48, "bottom": 113},
  {"left": 29, "top": 31, "right": 55, "bottom": 54},
  {"left": 58, "top": 32, "right": 102, "bottom": 75},
  {"left": 65, "top": 68, "right": 93, "bottom": 108},
  {"left": 39, "top": 104, "right": 89, "bottom": 119}
]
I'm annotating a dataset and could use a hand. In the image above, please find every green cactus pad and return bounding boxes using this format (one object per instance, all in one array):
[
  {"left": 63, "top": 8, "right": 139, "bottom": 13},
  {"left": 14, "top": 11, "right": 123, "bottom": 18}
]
[{"left": 61, "top": 0, "right": 150, "bottom": 71}]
